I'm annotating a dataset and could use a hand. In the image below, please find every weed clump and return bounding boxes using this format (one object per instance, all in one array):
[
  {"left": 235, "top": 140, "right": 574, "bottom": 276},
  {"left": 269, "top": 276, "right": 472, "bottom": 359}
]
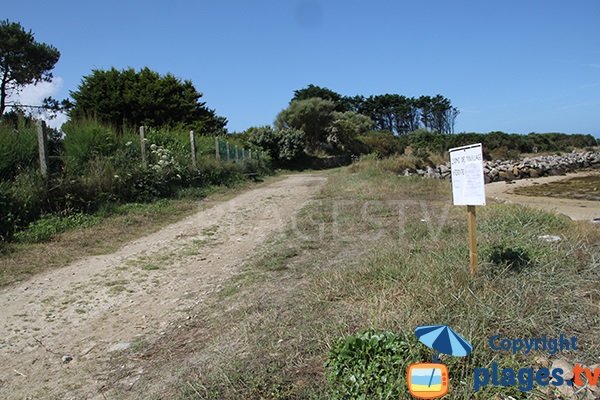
[{"left": 325, "top": 330, "right": 421, "bottom": 399}]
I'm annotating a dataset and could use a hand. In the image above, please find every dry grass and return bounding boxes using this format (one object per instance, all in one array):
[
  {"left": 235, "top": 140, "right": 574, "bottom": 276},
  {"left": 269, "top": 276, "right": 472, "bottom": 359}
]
[{"left": 99, "top": 167, "right": 600, "bottom": 399}]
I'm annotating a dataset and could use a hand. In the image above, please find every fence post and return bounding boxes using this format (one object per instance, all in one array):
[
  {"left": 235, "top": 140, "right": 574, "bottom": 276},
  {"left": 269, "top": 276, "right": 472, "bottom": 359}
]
[
  {"left": 226, "top": 141, "right": 230, "bottom": 162},
  {"left": 215, "top": 137, "right": 220, "bottom": 161},
  {"left": 242, "top": 147, "right": 245, "bottom": 160},
  {"left": 249, "top": 149, "right": 252, "bottom": 160},
  {"left": 189, "top": 130, "right": 197, "bottom": 168},
  {"left": 36, "top": 119, "right": 48, "bottom": 178},
  {"left": 139, "top": 126, "right": 147, "bottom": 168},
  {"left": 234, "top": 145, "right": 239, "bottom": 162}
]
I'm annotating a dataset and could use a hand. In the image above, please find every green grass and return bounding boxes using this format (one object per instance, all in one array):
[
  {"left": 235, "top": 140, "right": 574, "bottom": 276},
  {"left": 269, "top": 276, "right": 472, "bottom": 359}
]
[
  {"left": 170, "top": 164, "right": 600, "bottom": 400},
  {"left": 12, "top": 200, "right": 178, "bottom": 244},
  {"left": 14, "top": 213, "right": 101, "bottom": 243}
]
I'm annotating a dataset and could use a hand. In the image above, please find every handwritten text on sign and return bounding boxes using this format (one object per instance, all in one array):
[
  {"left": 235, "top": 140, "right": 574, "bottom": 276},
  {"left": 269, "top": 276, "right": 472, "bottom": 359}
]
[{"left": 449, "top": 143, "right": 486, "bottom": 206}]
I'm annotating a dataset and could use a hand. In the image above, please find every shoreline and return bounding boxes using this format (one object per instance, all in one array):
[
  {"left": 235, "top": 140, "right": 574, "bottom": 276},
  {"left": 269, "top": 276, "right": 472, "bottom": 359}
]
[{"left": 485, "top": 170, "right": 600, "bottom": 221}]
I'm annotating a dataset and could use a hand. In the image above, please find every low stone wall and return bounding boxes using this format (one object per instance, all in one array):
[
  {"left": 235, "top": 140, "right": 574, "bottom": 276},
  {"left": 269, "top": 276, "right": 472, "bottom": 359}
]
[{"left": 402, "top": 151, "right": 600, "bottom": 183}]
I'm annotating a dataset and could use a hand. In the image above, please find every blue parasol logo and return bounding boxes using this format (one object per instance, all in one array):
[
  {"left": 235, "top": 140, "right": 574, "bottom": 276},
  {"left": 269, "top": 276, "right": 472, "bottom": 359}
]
[{"left": 415, "top": 325, "right": 473, "bottom": 361}]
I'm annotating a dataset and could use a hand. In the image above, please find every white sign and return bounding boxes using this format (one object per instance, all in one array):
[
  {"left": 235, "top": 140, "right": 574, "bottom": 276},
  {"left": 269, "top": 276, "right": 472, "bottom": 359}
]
[{"left": 449, "top": 143, "right": 486, "bottom": 206}]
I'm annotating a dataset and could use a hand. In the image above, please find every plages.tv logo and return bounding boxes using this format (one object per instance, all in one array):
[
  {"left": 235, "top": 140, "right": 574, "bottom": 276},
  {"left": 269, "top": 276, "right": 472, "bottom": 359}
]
[{"left": 407, "top": 325, "right": 473, "bottom": 399}]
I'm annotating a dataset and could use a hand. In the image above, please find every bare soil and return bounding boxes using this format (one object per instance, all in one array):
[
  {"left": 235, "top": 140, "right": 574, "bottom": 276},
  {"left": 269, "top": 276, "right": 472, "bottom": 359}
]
[
  {"left": 486, "top": 170, "right": 600, "bottom": 221},
  {"left": 0, "top": 174, "right": 326, "bottom": 400}
]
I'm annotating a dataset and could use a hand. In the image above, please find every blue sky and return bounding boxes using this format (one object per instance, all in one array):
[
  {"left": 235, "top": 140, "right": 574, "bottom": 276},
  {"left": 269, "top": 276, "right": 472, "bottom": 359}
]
[{"left": 4, "top": 0, "right": 600, "bottom": 136}]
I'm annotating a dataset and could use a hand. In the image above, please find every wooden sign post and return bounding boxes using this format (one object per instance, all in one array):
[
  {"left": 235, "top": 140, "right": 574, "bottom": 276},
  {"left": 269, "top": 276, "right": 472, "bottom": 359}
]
[
  {"left": 139, "top": 126, "right": 147, "bottom": 168},
  {"left": 449, "top": 143, "right": 485, "bottom": 276},
  {"left": 36, "top": 119, "right": 49, "bottom": 178},
  {"left": 189, "top": 130, "right": 197, "bottom": 169},
  {"left": 467, "top": 205, "right": 477, "bottom": 275}
]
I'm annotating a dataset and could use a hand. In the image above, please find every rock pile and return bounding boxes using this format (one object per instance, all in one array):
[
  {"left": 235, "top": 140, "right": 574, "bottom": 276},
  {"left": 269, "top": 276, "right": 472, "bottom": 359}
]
[{"left": 403, "top": 151, "right": 600, "bottom": 183}]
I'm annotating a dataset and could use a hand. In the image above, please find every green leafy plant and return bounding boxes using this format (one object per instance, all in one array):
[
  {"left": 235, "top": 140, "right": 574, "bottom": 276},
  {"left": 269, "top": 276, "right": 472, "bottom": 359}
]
[
  {"left": 14, "top": 213, "right": 99, "bottom": 243},
  {"left": 0, "top": 171, "right": 45, "bottom": 241},
  {"left": 325, "top": 330, "right": 422, "bottom": 400}
]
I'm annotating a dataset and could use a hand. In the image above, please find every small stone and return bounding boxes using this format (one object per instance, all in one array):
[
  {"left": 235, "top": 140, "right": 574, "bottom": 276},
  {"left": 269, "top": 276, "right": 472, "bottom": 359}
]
[
  {"left": 555, "top": 381, "right": 575, "bottom": 398},
  {"left": 533, "top": 355, "right": 549, "bottom": 367},
  {"left": 108, "top": 342, "right": 131, "bottom": 352},
  {"left": 538, "top": 235, "right": 561, "bottom": 243},
  {"left": 62, "top": 355, "right": 73, "bottom": 363},
  {"left": 551, "top": 359, "right": 574, "bottom": 381}
]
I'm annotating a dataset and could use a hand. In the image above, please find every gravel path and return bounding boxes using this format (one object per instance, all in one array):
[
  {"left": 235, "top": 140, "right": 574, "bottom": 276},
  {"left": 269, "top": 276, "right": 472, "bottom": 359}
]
[{"left": 0, "top": 174, "right": 326, "bottom": 399}]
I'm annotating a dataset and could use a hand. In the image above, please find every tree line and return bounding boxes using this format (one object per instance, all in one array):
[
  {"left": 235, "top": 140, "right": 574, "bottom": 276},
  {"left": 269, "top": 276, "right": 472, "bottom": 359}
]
[
  {"left": 291, "top": 84, "right": 459, "bottom": 135},
  {"left": 243, "top": 85, "right": 459, "bottom": 164}
]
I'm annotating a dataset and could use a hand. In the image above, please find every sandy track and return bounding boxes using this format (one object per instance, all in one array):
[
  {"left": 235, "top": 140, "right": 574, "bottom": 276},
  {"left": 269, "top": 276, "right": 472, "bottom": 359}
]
[
  {"left": 0, "top": 174, "right": 326, "bottom": 399},
  {"left": 486, "top": 170, "right": 600, "bottom": 221}
]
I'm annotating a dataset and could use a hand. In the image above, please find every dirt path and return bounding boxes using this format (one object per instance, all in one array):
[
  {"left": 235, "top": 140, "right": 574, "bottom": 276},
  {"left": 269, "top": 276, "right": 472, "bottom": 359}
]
[
  {"left": 486, "top": 170, "right": 600, "bottom": 221},
  {"left": 0, "top": 174, "right": 326, "bottom": 400}
]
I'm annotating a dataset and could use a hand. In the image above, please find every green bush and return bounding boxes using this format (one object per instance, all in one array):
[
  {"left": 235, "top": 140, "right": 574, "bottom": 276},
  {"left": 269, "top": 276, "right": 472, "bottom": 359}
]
[
  {"left": 276, "top": 128, "right": 305, "bottom": 161},
  {"left": 0, "top": 119, "right": 38, "bottom": 179},
  {"left": 355, "top": 131, "right": 405, "bottom": 157},
  {"left": 247, "top": 126, "right": 305, "bottom": 163},
  {"left": 146, "top": 128, "right": 189, "bottom": 165},
  {"left": 325, "top": 330, "right": 422, "bottom": 400},
  {"left": 0, "top": 172, "right": 46, "bottom": 241},
  {"left": 403, "top": 130, "right": 598, "bottom": 160},
  {"left": 62, "top": 119, "right": 123, "bottom": 172},
  {"left": 0, "top": 119, "right": 271, "bottom": 244}
]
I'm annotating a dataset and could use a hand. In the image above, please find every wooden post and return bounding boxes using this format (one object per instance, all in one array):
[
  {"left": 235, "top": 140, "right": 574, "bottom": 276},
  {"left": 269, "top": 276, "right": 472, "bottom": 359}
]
[
  {"left": 215, "top": 137, "right": 220, "bottom": 161},
  {"left": 139, "top": 126, "right": 147, "bottom": 168},
  {"left": 467, "top": 205, "right": 477, "bottom": 275},
  {"left": 234, "top": 145, "right": 239, "bottom": 162},
  {"left": 249, "top": 149, "right": 252, "bottom": 160},
  {"left": 189, "top": 130, "right": 197, "bottom": 168},
  {"left": 242, "top": 147, "right": 245, "bottom": 160},
  {"left": 226, "top": 141, "right": 230, "bottom": 162},
  {"left": 36, "top": 119, "right": 48, "bottom": 178}
]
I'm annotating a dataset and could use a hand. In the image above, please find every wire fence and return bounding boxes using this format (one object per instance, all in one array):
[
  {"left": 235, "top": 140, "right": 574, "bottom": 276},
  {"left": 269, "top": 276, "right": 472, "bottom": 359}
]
[
  {"left": 17, "top": 122, "right": 266, "bottom": 178},
  {"left": 0, "top": 120, "right": 270, "bottom": 243},
  {"left": 215, "top": 136, "right": 263, "bottom": 162}
]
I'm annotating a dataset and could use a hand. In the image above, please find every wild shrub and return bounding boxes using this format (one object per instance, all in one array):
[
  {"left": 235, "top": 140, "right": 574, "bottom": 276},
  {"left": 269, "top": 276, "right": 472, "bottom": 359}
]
[
  {"left": 0, "top": 119, "right": 38, "bottom": 179},
  {"left": 62, "top": 119, "right": 122, "bottom": 172},
  {"left": 14, "top": 213, "right": 99, "bottom": 243},
  {"left": 325, "top": 330, "right": 422, "bottom": 399},
  {"left": 0, "top": 172, "right": 45, "bottom": 241},
  {"left": 355, "top": 130, "right": 404, "bottom": 157}
]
